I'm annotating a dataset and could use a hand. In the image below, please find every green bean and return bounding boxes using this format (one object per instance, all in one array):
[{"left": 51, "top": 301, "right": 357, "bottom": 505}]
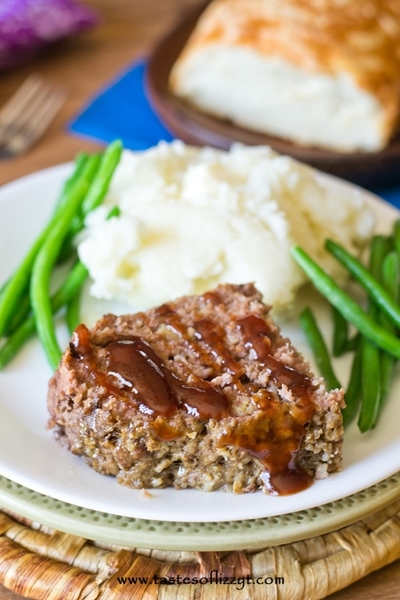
[
  {"left": 381, "top": 251, "right": 399, "bottom": 318},
  {"left": 59, "top": 142, "right": 123, "bottom": 262},
  {"left": 299, "top": 306, "right": 341, "bottom": 391},
  {"left": 47, "top": 154, "right": 90, "bottom": 267},
  {"left": 333, "top": 323, "right": 360, "bottom": 355},
  {"left": 342, "top": 340, "right": 362, "bottom": 428},
  {"left": 3, "top": 294, "right": 31, "bottom": 336},
  {"left": 64, "top": 152, "right": 102, "bottom": 248},
  {"left": 30, "top": 156, "right": 101, "bottom": 369},
  {"left": 0, "top": 155, "right": 97, "bottom": 339},
  {"left": 393, "top": 219, "right": 400, "bottom": 259},
  {"left": 291, "top": 245, "right": 400, "bottom": 358},
  {"left": 0, "top": 320, "right": 34, "bottom": 368},
  {"left": 332, "top": 306, "right": 349, "bottom": 356},
  {"left": 369, "top": 235, "right": 392, "bottom": 273},
  {"left": 66, "top": 287, "right": 82, "bottom": 334},
  {"left": 358, "top": 331, "right": 381, "bottom": 432},
  {"left": 82, "top": 140, "right": 122, "bottom": 213},
  {"left": 70, "top": 140, "right": 123, "bottom": 237},
  {"left": 0, "top": 279, "right": 8, "bottom": 299},
  {"left": 54, "top": 152, "right": 89, "bottom": 212},
  {"left": 357, "top": 236, "right": 387, "bottom": 432},
  {"left": 0, "top": 246, "right": 41, "bottom": 338},
  {"left": 55, "top": 153, "right": 91, "bottom": 263},
  {"left": 379, "top": 252, "right": 400, "bottom": 409},
  {"left": 358, "top": 305, "right": 381, "bottom": 433},
  {"left": 51, "top": 262, "right": 88, "bottom": 308},
  {"left": 0, "top": 262, "right": 88, "bottom": 369},
  {"left": 345, "top": 332, "right": 361, "bottom": 353},
  {"left": 325, "top": 238, "right": 400, "bottom": 329}
]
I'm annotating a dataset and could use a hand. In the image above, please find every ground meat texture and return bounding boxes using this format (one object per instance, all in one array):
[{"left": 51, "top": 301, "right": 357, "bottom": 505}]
[{"left": 47, "top": 283, "right": 344, "bottom": 495}]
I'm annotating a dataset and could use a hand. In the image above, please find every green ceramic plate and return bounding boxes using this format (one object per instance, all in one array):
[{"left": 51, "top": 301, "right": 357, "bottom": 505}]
[{"left": 1, "top": 472, "right": 399, "bottom": 551}]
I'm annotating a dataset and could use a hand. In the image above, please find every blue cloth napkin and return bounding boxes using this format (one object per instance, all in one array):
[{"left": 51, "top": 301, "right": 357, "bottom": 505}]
[
  {"left": 69, "top": 60, "right": 174, "bottom": 150},
  {"left": 69, "top": 60, "right": 400, "bottom": 208},
  {"left": 378, "top": 187, "right": 400, "bottom": 210}
]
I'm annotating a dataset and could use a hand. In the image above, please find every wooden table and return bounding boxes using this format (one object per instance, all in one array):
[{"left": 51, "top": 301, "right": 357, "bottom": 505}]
[
  {"left": 0, "top": 0, "right": 399, "bottom": 598},
  {"left": 0, "top": 0, "right": 200, "bottom": 186}
]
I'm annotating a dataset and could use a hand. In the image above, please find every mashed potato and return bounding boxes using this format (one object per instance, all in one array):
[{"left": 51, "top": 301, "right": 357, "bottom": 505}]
[{"left": 78, "top": 141, "right": 374, "bottom": 313}]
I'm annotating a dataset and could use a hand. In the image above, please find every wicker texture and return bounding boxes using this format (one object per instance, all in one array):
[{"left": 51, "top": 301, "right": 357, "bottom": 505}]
[{"left": 0, "top": 499, "right": 399, "bottom": 600}]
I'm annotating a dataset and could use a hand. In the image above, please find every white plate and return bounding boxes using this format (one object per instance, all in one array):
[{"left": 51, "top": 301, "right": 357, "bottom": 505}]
[{"left": 0, "top": 164, "right": 399, "bottom": 523}]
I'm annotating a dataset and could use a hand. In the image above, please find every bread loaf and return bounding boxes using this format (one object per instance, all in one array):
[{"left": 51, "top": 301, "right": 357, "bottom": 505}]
[{"left": 170, "top": 0, "right": 400, "bottom": 152}]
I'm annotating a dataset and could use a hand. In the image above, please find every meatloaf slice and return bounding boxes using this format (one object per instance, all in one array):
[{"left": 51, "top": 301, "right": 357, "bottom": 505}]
[{"left": 47, "top": 283, "right": 344, "bottom": 495}]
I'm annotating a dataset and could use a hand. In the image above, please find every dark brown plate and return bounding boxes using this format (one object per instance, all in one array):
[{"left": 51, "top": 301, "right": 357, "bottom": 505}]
[{"left": 146, "top": 0, "right": 400, "bottom": 188}]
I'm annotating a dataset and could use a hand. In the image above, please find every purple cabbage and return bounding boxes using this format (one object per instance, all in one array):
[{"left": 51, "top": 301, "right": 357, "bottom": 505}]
[{"left": 0, "top": 0, "right": 98, "bottom": 70}]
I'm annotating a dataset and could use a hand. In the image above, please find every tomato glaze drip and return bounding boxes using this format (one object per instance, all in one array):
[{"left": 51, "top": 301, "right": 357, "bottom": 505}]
[
  {"left": 70, "top": 323, "right": 229, "bottom": 420},
  {"left": 70, "top": 324, "right": 123, "bottom": 398},
  {"left": 223, "top": 314, "right": 316, "bottom": 495},
  {"left": 106, "top": 338, "right": 178, "bottom": 417},
  {"left": 155, "top": 300, "right": 243, "bottom": 379},
  {"left": 193, "top": 319, "right": 243, "bottom": 376},
  {"left": 237, "top": 314, "right": 314, "bottom": 397}
]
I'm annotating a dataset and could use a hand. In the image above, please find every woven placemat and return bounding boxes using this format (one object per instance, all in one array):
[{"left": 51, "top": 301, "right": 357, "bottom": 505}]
[{"left": 0, "top": 497, "right": 399, "bottom": 600}]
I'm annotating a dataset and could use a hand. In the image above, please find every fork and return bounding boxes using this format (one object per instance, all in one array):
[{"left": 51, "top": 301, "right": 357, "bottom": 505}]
[{"left": 0, "top": 74, "right": 66, "bottom": 159}]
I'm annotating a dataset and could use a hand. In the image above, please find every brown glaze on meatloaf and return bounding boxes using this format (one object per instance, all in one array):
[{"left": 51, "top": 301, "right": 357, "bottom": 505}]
[{"left": 47, "top": 283, "right": 344, "bottom": 495}]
